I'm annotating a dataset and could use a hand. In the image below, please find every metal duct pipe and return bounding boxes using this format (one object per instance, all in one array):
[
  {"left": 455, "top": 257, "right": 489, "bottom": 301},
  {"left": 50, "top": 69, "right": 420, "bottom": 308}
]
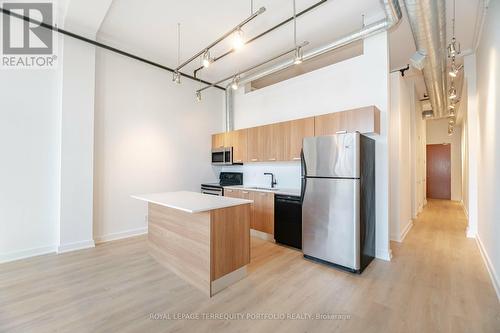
[
  {"left": 404, "top": 0, "right": 448, "bottom": 118},
  {"left": 235, "top": 0, "right": 402, "bottom": 87}
]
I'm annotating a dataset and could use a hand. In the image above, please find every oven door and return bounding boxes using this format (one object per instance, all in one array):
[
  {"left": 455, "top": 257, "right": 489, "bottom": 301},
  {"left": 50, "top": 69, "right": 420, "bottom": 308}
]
[
  {"left": 201, "top": 186, "right": 223, "bottom": 196},
  {"left": 212, "top": 147, "right": 232, "bottom": 165}
]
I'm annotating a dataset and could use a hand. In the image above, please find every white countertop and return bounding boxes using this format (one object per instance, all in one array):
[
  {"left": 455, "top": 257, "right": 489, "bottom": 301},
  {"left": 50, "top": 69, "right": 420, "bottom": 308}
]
[
  {"left": 224, "top": 185, "right": 301, "bottom": 197},
  {"left": 131, "top": 191, "right": 253, "bottom": 213}
]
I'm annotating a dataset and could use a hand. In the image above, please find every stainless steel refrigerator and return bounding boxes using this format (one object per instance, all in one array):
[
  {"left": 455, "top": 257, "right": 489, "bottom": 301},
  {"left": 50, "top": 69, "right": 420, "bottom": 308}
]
[{"left": 301, "top": 132, "right": 375, "bottom": 273}]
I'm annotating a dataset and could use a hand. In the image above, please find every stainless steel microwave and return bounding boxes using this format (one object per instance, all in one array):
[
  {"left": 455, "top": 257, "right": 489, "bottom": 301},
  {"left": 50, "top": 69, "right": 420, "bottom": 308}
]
[{"left": 211, "top": 147, "right": 233, "bottom": 165}]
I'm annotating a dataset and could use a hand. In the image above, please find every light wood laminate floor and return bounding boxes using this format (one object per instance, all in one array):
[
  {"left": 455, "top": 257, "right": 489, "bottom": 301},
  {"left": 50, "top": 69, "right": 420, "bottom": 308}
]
[{"left": 1, "top": 200, "right": 499, "bottom": 332}]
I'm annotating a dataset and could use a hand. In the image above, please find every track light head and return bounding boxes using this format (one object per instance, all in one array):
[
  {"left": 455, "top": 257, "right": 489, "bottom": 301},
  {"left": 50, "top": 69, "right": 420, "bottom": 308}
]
[
  {"left": 448, "top": 85, "right": 457, "bottom": 100},
  {"left": 447, "top": 37, "right": 461, "bottom": 58},
  {"left": 448, "top": 124, "right": 454, "bottom": 136},
  {"left": 172, "top": 71, "right": 181, "bottom": 84},
  {"left": 202, "top": 50, "right": 212, "bottom": 68},
  {"left": 231, "top": 76, "right": 240, "bottom": 90},
  {"left": 422, "top": 110, "right": 434, "bottom": 119},
  {"left": 293, "top": 46, "right": 303, "bottom": 65},
  {"left": 233, "top": 28, "right": 245, "bottom": 51},
  {"left": 196, "top": 90, "right": 202, "bottom": 102}
]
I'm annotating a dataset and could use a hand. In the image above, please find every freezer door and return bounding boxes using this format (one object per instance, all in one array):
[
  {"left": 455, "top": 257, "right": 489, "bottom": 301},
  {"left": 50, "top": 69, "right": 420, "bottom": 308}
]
[
  {"left": 302, "top": 133, "right": 360, "bottom": 178},
  {"left": 302, "top": 177, "right": 360, "bottom": 270}
]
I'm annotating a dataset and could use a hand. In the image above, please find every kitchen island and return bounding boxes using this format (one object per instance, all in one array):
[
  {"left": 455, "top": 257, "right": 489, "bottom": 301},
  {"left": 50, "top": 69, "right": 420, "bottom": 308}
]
[{"left": 132, "top": 191, "right": 253, "bottom": 297}]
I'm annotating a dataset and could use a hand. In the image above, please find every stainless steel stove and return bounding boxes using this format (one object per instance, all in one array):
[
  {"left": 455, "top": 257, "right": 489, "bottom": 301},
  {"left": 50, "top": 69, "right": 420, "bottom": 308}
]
[{"left": 200, "top": 172, "right": 243, "bottom": 196}]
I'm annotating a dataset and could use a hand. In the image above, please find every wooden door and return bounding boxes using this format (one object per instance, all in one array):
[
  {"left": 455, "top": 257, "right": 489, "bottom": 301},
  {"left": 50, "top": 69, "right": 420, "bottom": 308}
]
[
  {"left": 226, "top": 129, "right": 247, "bottom": 163},
  {"left": 426, "top": 144, "right": 451, "bottom": 199},
  {"left": 251, "top": 191, "right": 274, "bottom": 235},
  {"left": 212, "top": 133, "right": 226, "bottom": 149},
  {"left": 262, "top": 124, "right": 278, "bottom": 162},
  {"left": 287, "top": 117, "right": 314, "bottom": 160}
]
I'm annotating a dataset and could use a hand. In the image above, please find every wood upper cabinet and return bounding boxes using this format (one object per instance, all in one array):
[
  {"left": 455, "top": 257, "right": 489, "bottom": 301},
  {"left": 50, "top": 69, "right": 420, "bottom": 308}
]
[
  {"left": 225, "top": 129, "right": 247, "bottom": 163},
  {"left": 286, "top": 117, "right": 314, "bottom": 160},
  {"left": 250, "top": 191, "right": 274, "bottom": 235},
  {"left": 314, "top": 106, "right": 380, "bottom": 136},
  {"left": 212, "top": 133, "right": 226, "bottom": 149},
  {"left": 247, "top": 126, "right": 264, "bottom": 162}
]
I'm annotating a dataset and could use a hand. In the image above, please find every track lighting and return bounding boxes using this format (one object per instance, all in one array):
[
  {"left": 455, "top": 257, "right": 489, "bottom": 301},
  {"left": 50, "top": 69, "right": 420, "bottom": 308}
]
[
  {"left": 231, "top": 76, "right": 240, "bottom": 90},
  {"left": 448, "top": 62, "right": 463, "bottom": 78},
  {"left": 233, "top": 28, "right": 245, "bottom": 50},
  {"left": 196, "top": 90, "right": 202, "bottom": 102},
  {"left": 293, "top": 46, "right": 303, "bottom": 65},
  {"left": 447, "top": 37, "right": 461, "bottom": 58},
  {"left": 448, "top": 85, "right": 457, "bottom": 100},
  {"left": 172, "top": 71, "right": 181, "bottom": 84},
  {"left": 422, "top": 110, "right": 434, "bottom": 119},
  {"left": 202, "top": 50, "right": 212, "bottom": 68},
  {"left": 448, "top": 125, "right": 454, "bottom": 136}
]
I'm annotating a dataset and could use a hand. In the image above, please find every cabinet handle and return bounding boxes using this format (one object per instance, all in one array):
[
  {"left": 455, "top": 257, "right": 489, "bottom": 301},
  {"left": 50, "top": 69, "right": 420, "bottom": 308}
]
[
  {"left": 268, "top": 158, "right": 276, "bottom": 161},
  {"left": 235, "top": 160, "right": 242, "bottom": 162},
  {"left": 251, "top": 158, "right": 258, "bottom": 161},
  {"left": 292, "top": 157, "right": 301, "bottom": 160},
  {"left": 259, "top": 193, "right": 266, "bottom": 196},
  {"left": 242, "top": 191, "right": 249, "bottom": 194},
  {"left": 227, "top": 189, "right": 233, "bottom": 192}
]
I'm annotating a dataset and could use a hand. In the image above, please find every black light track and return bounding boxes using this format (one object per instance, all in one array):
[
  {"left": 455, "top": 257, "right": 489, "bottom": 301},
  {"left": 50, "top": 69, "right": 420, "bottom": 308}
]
[{"left": 0, "top": 8, "right": 226, "bottom": 91}]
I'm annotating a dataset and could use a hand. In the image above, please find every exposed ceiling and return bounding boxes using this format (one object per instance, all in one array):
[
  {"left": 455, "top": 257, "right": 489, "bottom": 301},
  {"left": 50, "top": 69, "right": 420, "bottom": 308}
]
[{"left": 95, "top": 0, "right": 482, "bottom": 92}]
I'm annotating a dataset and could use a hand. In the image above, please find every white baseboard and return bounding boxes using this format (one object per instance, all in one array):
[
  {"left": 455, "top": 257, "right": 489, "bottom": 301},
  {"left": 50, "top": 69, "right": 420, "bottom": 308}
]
[
  {"left": 0, "top": 245, "right": 57, "bottom": 264},
  {"left": 475, "top": 235, "right": 500, "bottom": 302},
  {"left": 460, "top": 200, "right": 469, "bottom": 219},
  {"left": 390, "top": 220, "right": 414, "bottom": 243},
  {"left": 94, "top": 227, "right": 148, "bottom": 244},
  {"left": 376, "top": 248, "right": 392, "bottom": 261},
  {"left": 57, "top": 240, "right": 95, "bottom": 254},
  {"left": 399, "top": 220, "right": 413, "bottom": 242}
]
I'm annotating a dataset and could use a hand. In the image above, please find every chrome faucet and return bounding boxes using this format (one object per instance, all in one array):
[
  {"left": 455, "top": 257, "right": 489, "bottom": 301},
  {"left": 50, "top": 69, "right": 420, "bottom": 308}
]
[{"left": 264, "top": 173, "right": 277, "bottom": 188}]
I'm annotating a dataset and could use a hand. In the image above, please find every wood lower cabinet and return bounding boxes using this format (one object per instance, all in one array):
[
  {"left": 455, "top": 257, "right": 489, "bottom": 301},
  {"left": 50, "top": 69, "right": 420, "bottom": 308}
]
[
  {"left": 249, "top": 191, "right": 274, "bottom": 235},
  {"left": 224, "top": 189, "right": 274, "bottom": 236}
]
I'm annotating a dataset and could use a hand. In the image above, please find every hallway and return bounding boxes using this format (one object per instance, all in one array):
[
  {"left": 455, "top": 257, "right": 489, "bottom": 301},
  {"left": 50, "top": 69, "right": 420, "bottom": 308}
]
[{"left": 0, "top": 201, "right": 499, "bottom": 333}]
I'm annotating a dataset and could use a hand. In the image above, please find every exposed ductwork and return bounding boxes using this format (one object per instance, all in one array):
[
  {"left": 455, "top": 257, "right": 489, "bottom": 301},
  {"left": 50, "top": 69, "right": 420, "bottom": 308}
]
[
  {"left": 224, "top": 0, "right": 403, "bottom": 131},
  {"left": 404, "top": 0, "right": 448, "bottom": 118}
]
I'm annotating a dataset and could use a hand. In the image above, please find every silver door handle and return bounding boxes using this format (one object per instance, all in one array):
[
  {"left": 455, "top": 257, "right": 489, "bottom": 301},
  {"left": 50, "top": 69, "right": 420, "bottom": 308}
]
[
  {"left": 268, "top": 158, "right": 276, "bottom": 161},
  {"left": 251, "top": 158, "right": 258, "bottom": 161}
]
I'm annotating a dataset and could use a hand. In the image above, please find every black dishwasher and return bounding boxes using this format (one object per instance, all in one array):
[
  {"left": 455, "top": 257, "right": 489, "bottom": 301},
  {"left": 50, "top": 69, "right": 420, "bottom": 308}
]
[{"left": 274, "top": 194, "right": 302, "bottom": 249}]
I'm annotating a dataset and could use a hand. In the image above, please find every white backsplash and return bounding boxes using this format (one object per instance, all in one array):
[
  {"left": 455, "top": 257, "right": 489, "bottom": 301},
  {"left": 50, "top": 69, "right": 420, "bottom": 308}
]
[{"left": 220, "top": 161, "right": 301, "bottom": 189}]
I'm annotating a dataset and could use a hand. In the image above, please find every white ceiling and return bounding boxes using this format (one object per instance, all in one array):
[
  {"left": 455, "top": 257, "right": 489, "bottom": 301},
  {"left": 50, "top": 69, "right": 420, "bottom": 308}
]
[{"left": 95, "top": 0, "right": 482, "bottom": 89}]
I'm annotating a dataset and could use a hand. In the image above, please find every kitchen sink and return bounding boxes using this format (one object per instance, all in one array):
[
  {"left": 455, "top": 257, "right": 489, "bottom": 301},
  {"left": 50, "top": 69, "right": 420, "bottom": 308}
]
[{"left": 247, "top": 187, "right": 280, "bottom": 191}]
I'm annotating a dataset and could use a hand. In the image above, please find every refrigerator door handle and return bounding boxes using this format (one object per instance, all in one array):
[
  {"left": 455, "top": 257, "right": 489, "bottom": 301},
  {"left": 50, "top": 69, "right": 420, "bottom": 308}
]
[{"left": 300, "top": 148, "right": 307, "bottom": 203}]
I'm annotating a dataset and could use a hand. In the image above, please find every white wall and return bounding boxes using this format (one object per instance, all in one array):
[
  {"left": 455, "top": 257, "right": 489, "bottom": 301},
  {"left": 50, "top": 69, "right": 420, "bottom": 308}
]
[
  {"left": 389, "top": 73, "right": 413, "bottom": 242},
  {"left": 474, "top": 0, "right": 500, "bottom": 300},
  {"left": 426, "top": 119, "right": 462, "bottom": 201},
  {"left": 464, "top": 54, "right": 479, "bottom": 238},
  {"left": 0, "top": 67, "right": 61, "bottom": 262},
  {"left": 93, "top": 49, "right": 224, "bottom": 242},
  {"left": 459, "top": 82, "right": 469, "bottom": 218},
  {"left": 232, "top": 32, "right": 392, "bottom": 261}
]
